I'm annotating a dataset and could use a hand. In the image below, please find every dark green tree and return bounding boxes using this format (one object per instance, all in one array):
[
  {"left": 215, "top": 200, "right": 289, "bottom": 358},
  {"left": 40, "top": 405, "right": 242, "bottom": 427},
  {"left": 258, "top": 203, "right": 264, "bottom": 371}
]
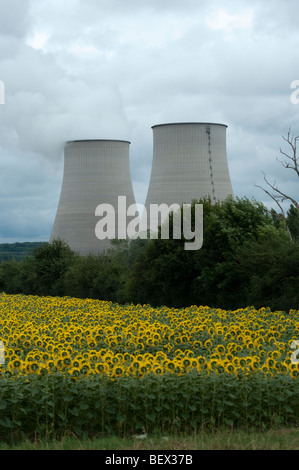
[
  {"left": 125, "top": 196, "right": 274, "bottom": 309},
  {"left": 24, "top": 239, "right": 77, "bottom": 296},
  {"left": 286, "top": 204, "right": 299, "bottom": 242},
  {"left": 233, "top": 225, "right": 299, "bottom": 310},
  {"left": 191, "top": 196, "right": 274, "bottom": 308},
  {"left": 0, "top": 259, "right": 25, "bottom": 294}
]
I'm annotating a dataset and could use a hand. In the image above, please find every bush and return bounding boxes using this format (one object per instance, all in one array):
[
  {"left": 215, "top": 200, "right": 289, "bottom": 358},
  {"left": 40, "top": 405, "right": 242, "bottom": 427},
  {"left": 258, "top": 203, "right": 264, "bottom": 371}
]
[{"left": 0, "top": 371, "right": 298, "bottom": 443}]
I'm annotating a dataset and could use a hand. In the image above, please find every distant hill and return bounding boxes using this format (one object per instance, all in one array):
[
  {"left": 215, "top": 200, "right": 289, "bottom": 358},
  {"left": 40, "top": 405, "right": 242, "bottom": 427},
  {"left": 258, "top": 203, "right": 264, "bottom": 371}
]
[{"left": 0, "top": 242, "right": 45, "bottom": 262}]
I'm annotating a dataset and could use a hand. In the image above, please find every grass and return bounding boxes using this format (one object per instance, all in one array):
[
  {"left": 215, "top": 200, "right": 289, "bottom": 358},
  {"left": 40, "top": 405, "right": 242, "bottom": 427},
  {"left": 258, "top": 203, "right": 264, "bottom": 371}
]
[{"left": 1, "top": 428, "right": 299, "bottom": 450}]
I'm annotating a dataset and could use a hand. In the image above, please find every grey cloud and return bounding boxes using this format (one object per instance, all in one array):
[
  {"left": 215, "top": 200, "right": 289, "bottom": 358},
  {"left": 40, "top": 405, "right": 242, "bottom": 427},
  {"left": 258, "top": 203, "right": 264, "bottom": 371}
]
[
  {"left": 0, "top": 0, "right": 31, "bottom": 38},
  {"left": 1, "top": 40, "right": 130, "bottom": 159},
  {"left": 0, "top": 0, "right": 298, "bottom": 241},
  {"left": 251, "top": 0, "right": 299, "bottom": 34},
  {"left": 0, "top": 148, "right": 58, "bottom": 241}
]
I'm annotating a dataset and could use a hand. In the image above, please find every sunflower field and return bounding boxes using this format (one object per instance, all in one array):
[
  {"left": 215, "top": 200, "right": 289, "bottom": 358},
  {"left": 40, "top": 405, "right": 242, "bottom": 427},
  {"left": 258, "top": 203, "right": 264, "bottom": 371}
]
[{"left": 1, "top": 292, "right": 299, "bottom": 442}]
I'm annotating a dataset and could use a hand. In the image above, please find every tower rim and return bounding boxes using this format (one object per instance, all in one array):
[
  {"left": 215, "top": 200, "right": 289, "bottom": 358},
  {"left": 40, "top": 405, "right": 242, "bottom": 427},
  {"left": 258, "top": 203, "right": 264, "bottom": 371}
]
[
  {"left": 151, "top": 122, "right": 228, "bottom": 129},
  {"left": 66, "top": 139, "right": 131, "bottom": 144}
]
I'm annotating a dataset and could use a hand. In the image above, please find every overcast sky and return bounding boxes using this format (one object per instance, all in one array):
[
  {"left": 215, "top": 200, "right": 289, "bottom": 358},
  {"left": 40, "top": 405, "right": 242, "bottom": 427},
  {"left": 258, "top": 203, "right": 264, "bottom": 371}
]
[{"left": 0, "top": 0, "right": 298, "bottom": 242}]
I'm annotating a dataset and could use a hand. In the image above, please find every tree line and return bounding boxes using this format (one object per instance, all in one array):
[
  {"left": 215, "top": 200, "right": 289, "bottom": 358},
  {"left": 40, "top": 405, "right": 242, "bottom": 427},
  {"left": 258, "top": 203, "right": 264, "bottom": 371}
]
[
  {"left": 0, "top": 196, "right": 298, "bottom": 311},
  {"left": 0, "top": 242, "right": 43, "bottom": 262}
]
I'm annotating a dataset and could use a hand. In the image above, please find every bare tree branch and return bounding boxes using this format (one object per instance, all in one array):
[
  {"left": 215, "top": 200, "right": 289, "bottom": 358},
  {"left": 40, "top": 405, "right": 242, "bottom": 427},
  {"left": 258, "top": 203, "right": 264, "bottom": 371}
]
[
  {"left": 255, "top": 174, "right": 286, "bottom": 217},
  {"left": 256, "top": 127, "right": 299, "bottom": 217},
  {"left": 277, "top": 127, "right": 299, "bottom": 177}
]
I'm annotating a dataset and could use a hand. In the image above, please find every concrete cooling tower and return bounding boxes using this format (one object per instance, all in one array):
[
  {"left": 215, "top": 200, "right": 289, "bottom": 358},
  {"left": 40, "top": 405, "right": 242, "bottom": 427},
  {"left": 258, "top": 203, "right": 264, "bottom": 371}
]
[
  {"left": 50, "top": 139, "right": 137, "bottom": 256},
  {"left": 144, "top": 122, "right": 233, "bottom": 213}
]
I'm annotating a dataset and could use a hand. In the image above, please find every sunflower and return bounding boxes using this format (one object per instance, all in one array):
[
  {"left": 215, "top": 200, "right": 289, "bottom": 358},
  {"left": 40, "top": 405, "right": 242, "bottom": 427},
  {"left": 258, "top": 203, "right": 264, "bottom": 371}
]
[
  {"left": 111, "top": 365, "right": 124, "bottom": 377},
  {"left": 39, "top": 366, "right": 48, "bottom": 376},
  {"left": 33, "top": 352, "right": 41, "bottom": 362},
  {"left": 261, "top": 364, "right": 270, "bottom": 374},
  {"left": 69, "top": 367, "right": 81, "bottom": 377},
  {"left": 216, "top": 344, "right": 226, "bottom": 355},
  {"left": 45, "top": 341, "right": 54, "bottom": 352},
  {"left": 224, "top": 332, "right": 232, "bottom": 341},
  {"left": 89, "top": 352, "right": 98, "bottom": 363},
  {"left": 94, "top": 363, "right": 108, "bottom": 374},
  {"left": 131, "top": 359, "right": 140, "bottom": 369},
  {"left": 197, "top": 356, "right": 206, "bottom": 365},
  {"left": 79, "top": 364, "right": 90, "bottom": 375},
  {"left": 12, "top": 359, "right": 22, "bottom": 369},
  {"left": 123, "top": 352, "right": 132, "bottom": 362},
  {"left": 238, "top": 358, "right": 247, "bottom": 368},
  {"left": 63, "top": 357, "right": 72, "bottom": 367},
  {"left": 266, "top": 358, "right": 275, "bottom": 368},
  {"left": 216, "top": 364, "right": 225, "bottom": 373},
  {"left": 290, "top": 369, "right": 299, "bottom": 378},
  {"left": 225, "top": 353, "right": 233, "bottom": 362},
  {"left": 224, "top": 363, "right": 235, "bottom": 373},
  {"left": 190, "top": 359, "right": 198, "bottom": 368},
  {"left": 209, "top": 359, "right": 219, "bottom": 369},
  {"left": 140, "top": 364, "right": 148, "bottom": 374},
  {"left": 47, "top": 360, "right": 56, "bottom": 371},
  {"left": 185, "top": 349, "right": 195, "bottom": 358},
  {"left": 52, "top": 346, "right": 60, "bottom": 355},
  {"left": 115, "top": 335, "right": 123, "bottom": 344},
  {"left": 210, "top": 352, "right": 220, "bottom": 360},
  {"left": 30, "top": 362, "right": 40, "bottom": 372},
  {"left": 88, "top": 339, "right": 96, "bottom": 348},
  {"left": 72, "top": 359, "right": 80, "bottom": 368},
  {"left": 155, "top": 352, "right": 167, "bottom": 362},
  {"left": 182, "top": 358, "right": 191, "bottom": 368},
  {"left": 174, "top": 364, "right": 182, "bottom": 375},
  {"left": 204, "top": 339, "right": 212, "bottom": 349},
  {"left": 55, "top": 358, "right": 63, "bottom": 369},
  {"left": 165, "top": 361, "right": 175, "bottom": 372},
  {"left": 109, "top": 339, "right": 117, "bottom": 348}
]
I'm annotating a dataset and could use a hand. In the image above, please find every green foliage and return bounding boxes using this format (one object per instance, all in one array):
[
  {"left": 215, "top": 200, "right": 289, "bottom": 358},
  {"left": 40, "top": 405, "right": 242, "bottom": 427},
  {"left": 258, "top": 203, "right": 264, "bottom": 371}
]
[
  {"left": 125, "top": 196, "right": 287, "bottom": 309},
  {"left": 25, "top": 240, "right": 77, "bottom": 296},
  {"left": 192, "top": 196, "right": 274, "bottom": 308},
  {"left": 0, "top": 371, "right": 299, "bottom": 443},
  {"left": 286, "top": 204, "right": 299, "bottom": 242},
  {"left": 0, "top": 242, "right": 43, "bottom": 262},
  {"left": 0, "top": 259, "right": 25, "bottom": 294},
  {"left": 64, "top": 252, "right": 125, "bottom": 302},
  {"left": 2, "top": 240, "right": 77, "bottom": 297},
  {"left": 0, "top": 197, "right": 298, "bottom": 310},
  {"left": 233, "top": 225, "right": 299, "bottom": 310}
]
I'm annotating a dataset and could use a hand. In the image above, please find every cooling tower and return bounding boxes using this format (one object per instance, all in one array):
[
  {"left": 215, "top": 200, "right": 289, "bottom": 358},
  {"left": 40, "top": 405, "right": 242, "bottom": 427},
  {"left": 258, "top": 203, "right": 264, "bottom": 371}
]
[
  {"left": 144, "top": 122, "right": 233, "bottom": 213},
  {"left": 50, "top": 139, "right": 137, "bottom": 256}
]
